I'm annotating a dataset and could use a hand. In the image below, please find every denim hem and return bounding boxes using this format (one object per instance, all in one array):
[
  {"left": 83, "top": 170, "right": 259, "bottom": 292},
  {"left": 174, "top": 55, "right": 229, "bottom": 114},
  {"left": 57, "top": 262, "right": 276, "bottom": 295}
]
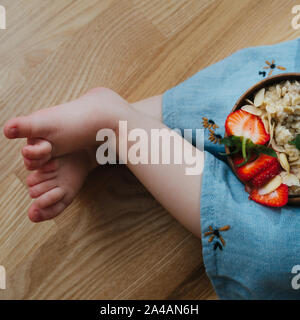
[{"left": 200, "top": 152, "right": 220, "bottom": 298}]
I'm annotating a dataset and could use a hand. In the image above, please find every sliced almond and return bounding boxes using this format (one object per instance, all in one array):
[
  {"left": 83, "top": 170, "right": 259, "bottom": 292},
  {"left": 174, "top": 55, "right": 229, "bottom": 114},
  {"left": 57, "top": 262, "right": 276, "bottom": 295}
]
[
  {"left": 245, "top": 98, "right": 254, "bottom": 105},
  {"left": 270, "top": 140, "right": 285, "bottom": 152},
  {"left": 282, "top": 173, "right": 300, "bottom": 187},
  {"left": 267, "top": 117, "right": 274, "bottom": 147},
  {"left": 241, "top": 105, "right": 262, "bottom": 116},
  {"left": 289, "top": 155, "right": 299, "bottom": 162},
  {"left": 290, "top": 159, "right": 300, "bottom": 165},
  {"left": 276, "top": 84, "right": 282, "bottom": 97},
  {"left": 262, "top": 116, "right": 269, "bottom": 133},
  {"left": 279, "top": 153, "right": 290, "bottom": 173},
  {"left": 254, "top": 88, "right": 265, "bottom": 107},
  {"left": 258, "top": 175, "right": 282, "bottom": 195},
  {"left": 279, "top": 171, "right": 288, "bottom": 178}
]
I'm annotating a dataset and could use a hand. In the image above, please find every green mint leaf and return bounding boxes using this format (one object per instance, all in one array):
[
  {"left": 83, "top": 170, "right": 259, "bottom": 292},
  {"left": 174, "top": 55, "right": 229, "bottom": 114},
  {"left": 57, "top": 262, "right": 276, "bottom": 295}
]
[
  {"left": 242, "top": 136, "right": 247, "bottom": 160},
  {"left": 289, "top": 134, "right": 300, "bottom": 151},
  {"left": 221, "top": 135, "right": 277, "bottom": 166},
  {"left": 221, "top": 136, "right": 242, "bottom": 147},
  {"left": 218, "top": 149, "right": 241, "bottom": 156},
  {"left": 236, "top": 151, "right": 254, "bottom": 167},
  {"left": 220, "top": 137, "right": 235, "bottom": 147},
  {"left": 255, "top": 145, "right": 277, "bottom": 158},
  {"left": 246, "top": 139, "right": 257, "bottom": 150},
  {"left": 236, "top": 152, "right": 259, "bottom": 167},
  {"left": 231, "top": 136, "right": 243, "bottom": 147}
]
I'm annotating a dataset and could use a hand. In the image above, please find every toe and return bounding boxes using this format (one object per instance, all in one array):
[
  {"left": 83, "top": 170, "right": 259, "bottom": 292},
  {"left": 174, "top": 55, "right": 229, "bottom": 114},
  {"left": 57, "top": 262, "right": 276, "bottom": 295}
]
[
  {"left": 24, "top": 154, "right": 52, "bottom": 170},
  {"left": 34, "top": 187, "right": 66, "bottom": 209},
  {"left": 4, "top": 113, "right": 47, "bottom": 139},
  {"left": 26, "top": 170, "right": 57, "bottom": 187},
  {"left": 28, "top": 187, "right": 67, "bottom": 222},
  {"left": 28, "top": 200, "right": 68, "bottom": 222},
  {"left": 39, "top": 158, "right": 59, "bottom": 173},
  {"left": 4, "top": 116, "right": 34, "bottom": 139},
  {"left": 22, "top": 139, "right": 52, "bottom": 160},
  {"left": 29, "top": 179, "right": 59, "bottom": 198}
]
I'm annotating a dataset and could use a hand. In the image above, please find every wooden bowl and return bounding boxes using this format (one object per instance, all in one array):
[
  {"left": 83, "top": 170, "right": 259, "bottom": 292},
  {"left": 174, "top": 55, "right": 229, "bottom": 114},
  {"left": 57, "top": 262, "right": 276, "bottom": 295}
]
[{"left": 225, "top": 73, "right": 300, "bottom": 205}]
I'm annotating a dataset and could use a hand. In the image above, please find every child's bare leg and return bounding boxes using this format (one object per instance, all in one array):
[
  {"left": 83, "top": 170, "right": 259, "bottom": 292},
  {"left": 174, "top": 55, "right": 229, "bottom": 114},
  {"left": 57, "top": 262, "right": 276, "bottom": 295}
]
[
  {"left": 4, "top": 89, "right": 202, "bottom": 238},
  {"left": 116, "top": 107, "right": 202, "bottom": 238},
  {"left": 131, "top": 95, "right": 162, "bottom": 121},
  {"left": 130, "top": 95, "right": 204, "bottom": 234}
]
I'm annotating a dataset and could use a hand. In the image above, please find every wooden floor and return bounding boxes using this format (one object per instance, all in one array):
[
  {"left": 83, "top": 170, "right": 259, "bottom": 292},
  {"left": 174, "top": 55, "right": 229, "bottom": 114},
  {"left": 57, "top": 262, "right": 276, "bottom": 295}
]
[{"left": 0, "top": 0, "right": 299, "bottom": 300}]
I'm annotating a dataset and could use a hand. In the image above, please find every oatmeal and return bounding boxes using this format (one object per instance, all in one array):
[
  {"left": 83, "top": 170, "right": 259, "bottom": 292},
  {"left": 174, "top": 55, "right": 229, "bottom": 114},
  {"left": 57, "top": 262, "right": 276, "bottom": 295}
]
[{"left": 242, "top": 80, "right": 300, "bottom": 195}]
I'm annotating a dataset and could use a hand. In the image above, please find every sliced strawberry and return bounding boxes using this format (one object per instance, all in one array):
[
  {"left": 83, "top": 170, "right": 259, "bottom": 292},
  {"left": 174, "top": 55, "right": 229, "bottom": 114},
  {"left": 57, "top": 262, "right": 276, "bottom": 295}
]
[
  {"left": 225, "top": 110, "right": 269, "bottom": 144},
  {"left": 250, "top": 160, "right": 281, "bottom": 187},
  {"left": 249, "top": 184, "right": 288, "bottom": 207},
  {"left": 233, "top": 153, "right": 278, "bottom": 182}
]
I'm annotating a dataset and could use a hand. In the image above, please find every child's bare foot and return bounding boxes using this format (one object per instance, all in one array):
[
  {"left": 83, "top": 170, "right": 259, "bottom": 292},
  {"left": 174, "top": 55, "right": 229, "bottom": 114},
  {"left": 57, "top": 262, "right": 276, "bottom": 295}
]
[
  {"left": 3, "top": 88, "right": 130, "bottom": 222},
  {"left": 25, "top": 148, "right": 97, "bottom": 223},
  {"left": 3, "top": 88, "right": 128, "bottom": 170}
]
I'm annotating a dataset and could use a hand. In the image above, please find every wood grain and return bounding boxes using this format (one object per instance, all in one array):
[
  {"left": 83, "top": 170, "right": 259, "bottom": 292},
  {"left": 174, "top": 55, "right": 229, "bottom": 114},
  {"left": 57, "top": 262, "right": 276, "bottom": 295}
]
[{"left": 0, "top": 0, "right": 299, "bottom": 300}]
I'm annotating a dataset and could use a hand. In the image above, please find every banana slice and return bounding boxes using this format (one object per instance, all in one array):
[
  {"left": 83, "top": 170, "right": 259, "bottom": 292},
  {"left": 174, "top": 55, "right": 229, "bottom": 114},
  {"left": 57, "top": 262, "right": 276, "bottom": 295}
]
[{"left": 258, "top": 175, "right": 282, "bottom": 195}]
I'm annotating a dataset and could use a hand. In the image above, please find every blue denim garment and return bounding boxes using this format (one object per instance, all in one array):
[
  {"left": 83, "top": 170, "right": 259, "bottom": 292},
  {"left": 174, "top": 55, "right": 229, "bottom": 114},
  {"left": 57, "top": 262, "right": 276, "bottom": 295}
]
[{"left": 162, "top": 38, "right": 300, "bottom": 299}]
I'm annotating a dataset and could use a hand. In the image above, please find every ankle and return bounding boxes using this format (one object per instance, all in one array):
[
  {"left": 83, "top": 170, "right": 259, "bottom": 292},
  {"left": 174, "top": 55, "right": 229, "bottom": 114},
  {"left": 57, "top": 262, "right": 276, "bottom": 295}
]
[{"left": 86, "top": 87, "right": 132, "bottom": 133}]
